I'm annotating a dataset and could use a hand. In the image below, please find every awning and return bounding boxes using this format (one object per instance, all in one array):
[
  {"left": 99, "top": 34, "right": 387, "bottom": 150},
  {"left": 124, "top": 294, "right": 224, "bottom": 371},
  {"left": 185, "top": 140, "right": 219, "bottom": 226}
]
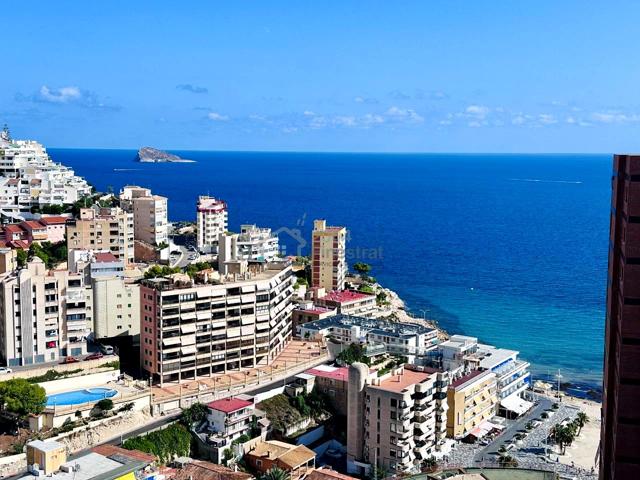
[
  {"left": 180, "top": 324, "right": 197, "bottom": 334},
  {"left": 468, "top": 420, "right": 504, "bottom": 439},
  {"left": 501, "top": 394, "right": 533, "bottom": 416},
  {"left": 181, "top": 345, "right": 197, "bottom": 355},
  {"left": 162, "top": 337, "right": 181, "bottom": 346}
]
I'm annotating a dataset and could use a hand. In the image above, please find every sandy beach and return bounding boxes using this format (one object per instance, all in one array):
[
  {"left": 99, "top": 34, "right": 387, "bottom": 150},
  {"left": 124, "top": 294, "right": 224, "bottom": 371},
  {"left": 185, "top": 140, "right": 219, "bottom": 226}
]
[{"left": 557, "top": 396, "right": 601, "bottom": 472}]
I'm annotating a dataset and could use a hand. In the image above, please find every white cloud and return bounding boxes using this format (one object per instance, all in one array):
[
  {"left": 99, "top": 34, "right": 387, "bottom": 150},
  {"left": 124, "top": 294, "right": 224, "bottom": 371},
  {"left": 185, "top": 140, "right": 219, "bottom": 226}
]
[
  {"left": 385, "top": 106, "right": 424, "bottom": 123},
  {"left": 590, "top": 112, "right": 640, "bottom": 124},
  {"left": 303, "top": 110, "right": 316, "bottom": 116},
  {"left": 538, "top": 114, "right": 558, "bottom": 125},
  {"left": 39, "top": 85, "right": 81, "bottom": 103},
  {"left": 207, "top": 112, "right": 229, "bottom": 121}
]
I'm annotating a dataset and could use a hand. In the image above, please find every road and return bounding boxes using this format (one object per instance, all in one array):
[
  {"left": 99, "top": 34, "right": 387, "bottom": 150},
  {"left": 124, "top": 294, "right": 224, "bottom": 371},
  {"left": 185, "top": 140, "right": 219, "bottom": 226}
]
[{"left": 473, "top": 394, "right": 552, "bottom": 463}]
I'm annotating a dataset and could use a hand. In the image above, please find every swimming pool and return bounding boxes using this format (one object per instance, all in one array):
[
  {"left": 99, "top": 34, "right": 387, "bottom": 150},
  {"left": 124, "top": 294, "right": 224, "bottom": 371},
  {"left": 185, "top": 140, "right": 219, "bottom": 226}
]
[{"left": 46, "top": 387, "right": 118, "bottom": 406}]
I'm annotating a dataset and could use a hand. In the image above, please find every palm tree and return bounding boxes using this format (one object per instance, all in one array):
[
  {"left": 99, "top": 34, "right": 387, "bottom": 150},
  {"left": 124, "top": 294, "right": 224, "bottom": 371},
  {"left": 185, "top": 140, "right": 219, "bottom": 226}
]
[
  {"left": 498, "top": 455, "right": 518, "bottom": 468},
  {"left": 261, "top": 467, "right": 290, "bottom": 480},
  {"left": 556, "top": 425, "right": 575, "bottom": 454},
  {"left": 575, "top": 412, "right": 589, "bottom": 435}
]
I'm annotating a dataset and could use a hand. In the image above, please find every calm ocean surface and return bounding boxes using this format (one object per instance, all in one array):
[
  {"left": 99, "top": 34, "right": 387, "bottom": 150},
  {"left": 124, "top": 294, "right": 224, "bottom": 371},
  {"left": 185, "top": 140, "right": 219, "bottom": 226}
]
[{"left": 50, "top": 149, "right": 610, "bottom": 389}]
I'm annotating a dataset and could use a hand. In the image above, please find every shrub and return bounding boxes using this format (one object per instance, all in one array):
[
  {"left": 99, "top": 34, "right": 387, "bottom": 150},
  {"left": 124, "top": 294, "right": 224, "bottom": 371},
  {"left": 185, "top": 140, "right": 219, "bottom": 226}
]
[
  {"left": 96, "top": 399, "right": 114, "bottom": 411},
  {"left": 123, "top": 423, "right": 191, "bottom": 463}
]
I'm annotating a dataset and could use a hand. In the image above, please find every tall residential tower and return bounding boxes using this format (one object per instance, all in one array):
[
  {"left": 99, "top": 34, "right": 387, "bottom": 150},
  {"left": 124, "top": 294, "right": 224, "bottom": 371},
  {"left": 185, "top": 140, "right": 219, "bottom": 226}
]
[
  {"left": 601, "top": 154, "right": 640, "bottom": 479},
  {"left": 311, "top": 219, "right": 346, "bottom": 291}
]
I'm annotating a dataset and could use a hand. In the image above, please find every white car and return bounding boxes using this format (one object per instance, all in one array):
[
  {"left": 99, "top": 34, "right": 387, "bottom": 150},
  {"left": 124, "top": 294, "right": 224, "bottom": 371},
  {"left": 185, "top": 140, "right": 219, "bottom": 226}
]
[{"left": 0, "top": 367, "right": 12, "bottom": 374}]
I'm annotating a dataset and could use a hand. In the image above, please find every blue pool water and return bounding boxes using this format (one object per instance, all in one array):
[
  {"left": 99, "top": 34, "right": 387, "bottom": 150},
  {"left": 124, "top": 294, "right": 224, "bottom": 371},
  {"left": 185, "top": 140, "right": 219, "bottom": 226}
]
[
  {"left": 50, "top": 149, "right": 610, "bottom": 389},
  {"left": 46, "top": 387, "right": 118, "bottom": 406}
]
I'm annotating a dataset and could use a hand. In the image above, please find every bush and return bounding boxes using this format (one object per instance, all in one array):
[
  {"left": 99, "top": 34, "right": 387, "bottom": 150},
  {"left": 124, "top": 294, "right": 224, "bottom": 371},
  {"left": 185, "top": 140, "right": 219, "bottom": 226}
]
[
  {"left": 119, "top": 402, "right": 134, "bottom": 412},
  {"left": 123, "top": 423, "right": 191, "bottom": 463},
  {"left": 96, "top": 399, "right": 114, "bottom": 411},
  {"left": 27, "top": 369, "right": 83, "bottom": 384}
]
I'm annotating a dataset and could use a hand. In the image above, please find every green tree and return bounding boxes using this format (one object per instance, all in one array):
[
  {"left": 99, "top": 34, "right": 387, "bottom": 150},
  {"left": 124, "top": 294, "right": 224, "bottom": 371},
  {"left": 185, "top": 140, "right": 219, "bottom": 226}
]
[
  {"left": 222, "top": 448, "right": 234, "bottom": 466},
  {"left": 0, "top": 379, "right": 46, "bottom": 416},
  {"left": 261, "top": 467, "right": 290, "bottom": 480},
  {"left": 353, "top": 262, "right": 372, "bottom": 275},
  {"left": 16, "top": 249, "right": 27, "bottom": 268},
  {"left": 575, "top": 412, "right": 589, "bottom": 435},
  {"left": 498, "top": 455, "right": 518, "bottom": 467},
  {"left": 336, "top": 343, "right": 370, "bottom": 366},
  {"left": 181, "top": 402, "right": 207, "bottom": 427}
]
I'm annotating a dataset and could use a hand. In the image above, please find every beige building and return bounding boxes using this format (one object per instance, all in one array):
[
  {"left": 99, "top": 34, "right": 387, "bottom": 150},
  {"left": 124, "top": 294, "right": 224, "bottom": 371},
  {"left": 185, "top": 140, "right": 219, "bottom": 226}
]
[
  {"left": 67, "top": 207, "right": 135, "bottom": 264},
  {"left": 140, "top": 261, "right": 294, "bottom": 385},
  {"left": 446, "top": 369, "right": 498, "bottom": 439},
  {"left": 311, "top": 220, "right": 346, "bottom": 291},
  {"left": 92, "top": 276, "right": 140, "bottom": 339},
  {"left": 197, "top": 196, "right": 228, "bottom": 253},
  {"left": 0, "top": 259, "right": 90, "bottom": 366},
  {"left": 120, "top": 186, "right": 169, "bottom": 260},
  {"left": 26, "top": 440, "right": 67, "bottom": 475},
  {"left": 245, "top": 440, "right": 316, "bottom": 480},
  {"left": 347, "top": 364, "right": 449, "bottom": 476}
]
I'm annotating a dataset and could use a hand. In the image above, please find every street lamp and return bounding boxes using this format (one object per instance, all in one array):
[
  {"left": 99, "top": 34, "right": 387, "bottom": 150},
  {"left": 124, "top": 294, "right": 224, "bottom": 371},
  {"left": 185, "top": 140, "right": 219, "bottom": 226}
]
[{"left": 555, "top": 369, "right": 562, "bottom": 401}]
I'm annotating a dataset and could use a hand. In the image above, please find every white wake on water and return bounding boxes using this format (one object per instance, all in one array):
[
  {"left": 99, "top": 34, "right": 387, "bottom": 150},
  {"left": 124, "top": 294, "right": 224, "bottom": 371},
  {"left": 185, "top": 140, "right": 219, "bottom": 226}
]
[{"left": 509, "top": 178, "right": 583, "bottom": 184}]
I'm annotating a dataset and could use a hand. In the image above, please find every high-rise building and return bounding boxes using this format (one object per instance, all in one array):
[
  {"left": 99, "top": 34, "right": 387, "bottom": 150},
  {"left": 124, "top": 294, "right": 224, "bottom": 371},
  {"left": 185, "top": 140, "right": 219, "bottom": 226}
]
[
  {"left": 601, "top": 154, "right": 640, "bottom": 479},
  {"left": 139, "top": 261, "right": 294, "bottom": 385},
  {"left": 346, "top": 363, "right": 449, "bottom": 476},
  {"left": 119, "top": 186, "right": 169, "bottom": 260},
  {"left": 0, "top": 258, "right": 91, "bottom": 366},
  {"left": 311, "top": 219, "right": 347, "bottom": 291},
  {"left": 197, "top": 196, "right": 228, "bottom": 253},
  {"left": 67, "top": 207, "right": 135, "bottom": 264},
  {"left": 446, "top": 370, "right": 498, "bottom": 439}
]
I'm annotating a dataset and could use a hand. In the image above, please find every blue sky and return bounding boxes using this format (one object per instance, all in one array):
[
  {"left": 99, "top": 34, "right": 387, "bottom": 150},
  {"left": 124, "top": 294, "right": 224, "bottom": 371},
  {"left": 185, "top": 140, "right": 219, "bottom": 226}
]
[{"left": 3, "top": 1, "right": 640, "bottom": 152}]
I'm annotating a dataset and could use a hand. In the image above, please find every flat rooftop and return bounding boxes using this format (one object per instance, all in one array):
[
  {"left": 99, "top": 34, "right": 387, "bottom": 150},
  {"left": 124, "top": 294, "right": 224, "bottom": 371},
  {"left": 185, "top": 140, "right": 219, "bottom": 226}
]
[
  {"left": 19, "top": 452, "right": 147, "bottom": 480},
  {"left": 299, "top": 314, "right": 436, "bottom": 338},
  {"left": 306, "top": 365, "right": 350, "bottom": 382},
  {"left": 372, "top": 368, "right": 433, "bottom": 393},
  {"left": 320, "top": 290, "right": 374, "bottom": 304}
]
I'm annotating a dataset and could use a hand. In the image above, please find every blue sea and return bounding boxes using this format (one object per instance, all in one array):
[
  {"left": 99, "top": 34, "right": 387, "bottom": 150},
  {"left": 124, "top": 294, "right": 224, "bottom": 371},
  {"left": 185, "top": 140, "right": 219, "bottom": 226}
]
[{"left": 50, "top": 149, "right": 610, "bottom": 390}]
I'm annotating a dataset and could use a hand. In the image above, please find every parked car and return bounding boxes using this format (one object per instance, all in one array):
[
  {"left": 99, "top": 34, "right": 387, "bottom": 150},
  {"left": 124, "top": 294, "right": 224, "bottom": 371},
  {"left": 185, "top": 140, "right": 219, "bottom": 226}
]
[
  {"left": 0, "top": 367, "right": 12, "bottom": 374},
  {"left": 99, "top": 344, "right": 114, "bottom": 355},
  {"left": 60, "top": 356, "right": 79, "bottom": 364},
  {"left": 84, "top": 352, "right": 104, "bottom": 361}
]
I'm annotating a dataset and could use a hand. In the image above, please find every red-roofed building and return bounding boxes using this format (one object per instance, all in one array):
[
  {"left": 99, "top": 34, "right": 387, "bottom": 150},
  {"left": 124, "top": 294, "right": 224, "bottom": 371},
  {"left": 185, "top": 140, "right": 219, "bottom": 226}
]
[
  {"left": 20, "top": 220, "right": 47, "bottom": 242},
  {"left": 206, "top": 397, "right": 255, "bottom": 446},
  {"left": 292, "top": 301, "right": 336, "bottom": 334},
  {"left": 316, "top": 290, "right": 376, "bottom": 317},
  {"left": 305, "top": 365, "right": 349, "bottom": 415},
  {"left": 39, "top": 216, "right": 69, "bottom": 244},
  {"left": 94, "top": 252, "right": 119, "bottom": 263}
]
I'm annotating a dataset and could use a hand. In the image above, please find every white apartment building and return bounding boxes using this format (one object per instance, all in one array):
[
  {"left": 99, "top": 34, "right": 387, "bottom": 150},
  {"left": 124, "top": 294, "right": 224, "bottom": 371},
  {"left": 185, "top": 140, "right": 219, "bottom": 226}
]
[
  {"left": 197, "top": 196, "right": 228, "bottom": 253},
  {"left": 140, "top": 261, "right": 294, "bottom": 385},
  {"left": 0, "top": 128, "right": 91, "bottom": 222},
  {"left": 438, "top": 335, "right": 531, "bottom": 416},
  {"left": 311, "top": 219, "right": 347, "bottom": 291},
  {"left": 298, "top": 315, "right": 439, "bottom": 363},
  {"left": 0, "top": 258, "right": 91, "bottom": 366},
  {"left": 347, "top": 364, "right": 450, "bottom": 476},
  {"left": 119, "top": 186, "right": 169, "bottom": 260},
  {"left": 237, "top": 224, "right": 279, "bottom": 261}
]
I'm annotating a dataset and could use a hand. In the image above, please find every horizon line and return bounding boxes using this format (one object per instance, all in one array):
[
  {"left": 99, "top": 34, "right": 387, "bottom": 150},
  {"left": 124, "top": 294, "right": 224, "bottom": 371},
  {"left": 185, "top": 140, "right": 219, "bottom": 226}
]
[{"left": 47, "top": 146, "right": 614, "bottom": 156}]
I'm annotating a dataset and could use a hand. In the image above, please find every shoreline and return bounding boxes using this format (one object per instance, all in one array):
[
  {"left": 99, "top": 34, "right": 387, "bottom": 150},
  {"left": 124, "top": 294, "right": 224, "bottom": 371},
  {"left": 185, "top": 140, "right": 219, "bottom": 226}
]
[{"left": 375, "top": 281, "right": 603, "bottom": 397}]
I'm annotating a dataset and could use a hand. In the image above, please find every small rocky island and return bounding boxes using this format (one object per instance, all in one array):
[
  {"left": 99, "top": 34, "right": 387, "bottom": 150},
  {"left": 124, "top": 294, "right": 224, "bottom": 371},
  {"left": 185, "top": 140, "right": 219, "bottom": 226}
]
[{"left": 136, "top": 147, "right": 195, "bottom": 163}]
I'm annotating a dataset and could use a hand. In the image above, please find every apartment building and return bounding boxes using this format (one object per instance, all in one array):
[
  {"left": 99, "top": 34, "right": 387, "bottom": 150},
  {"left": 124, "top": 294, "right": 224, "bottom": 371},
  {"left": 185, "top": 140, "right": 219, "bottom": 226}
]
[
  {"left": 315, "top": 289, "right": 376, "bottom": 317},
  {"left": 139, "top": 261, "right": 294, "bottom": 385},
  {"left": 197, "top": 196, "right": 228, "bottom": 253},
  {"left": 347, "top": 364, "right": 449, "bottom": 476},
  {"left": 0, "top": 258, "right": 90, "bottom": 366},
  {"left": 206, "top": 397, "right": 255, "bottom": 444},
  {"left": 298, "top": 315, "right": 439, "bottom": 362},
  {"left": 0, "top": 217, "right": 68, "bottom": 249},
  {"left": 446, "top": 370, "right": 498, "bottom": 439},
  {"left": 237, "top": 224, "right": 279, "bottom": 261},
  {"left": 311, "top": 220, "right": 346, "bottom": 291},
  {"left": 305, "top": 365, "right": 350, "bottom": 416},
  {"left": 120, "top": 186, "right": 169, "bottom": 260},
  {"left": 292, "top": 301, "right": 336, "bottom": 333},
  {"left": 438, "top": 335, "right": 531, "bottom": 415},
  {"left": 601, "top": 154, "right": 640, "bottom": 479},
  {"left": 67, "top": 207, "right": 135, "bottom": 264},
  {"left": 0, "top": 129, "right": 91, "bottom": 222}
]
